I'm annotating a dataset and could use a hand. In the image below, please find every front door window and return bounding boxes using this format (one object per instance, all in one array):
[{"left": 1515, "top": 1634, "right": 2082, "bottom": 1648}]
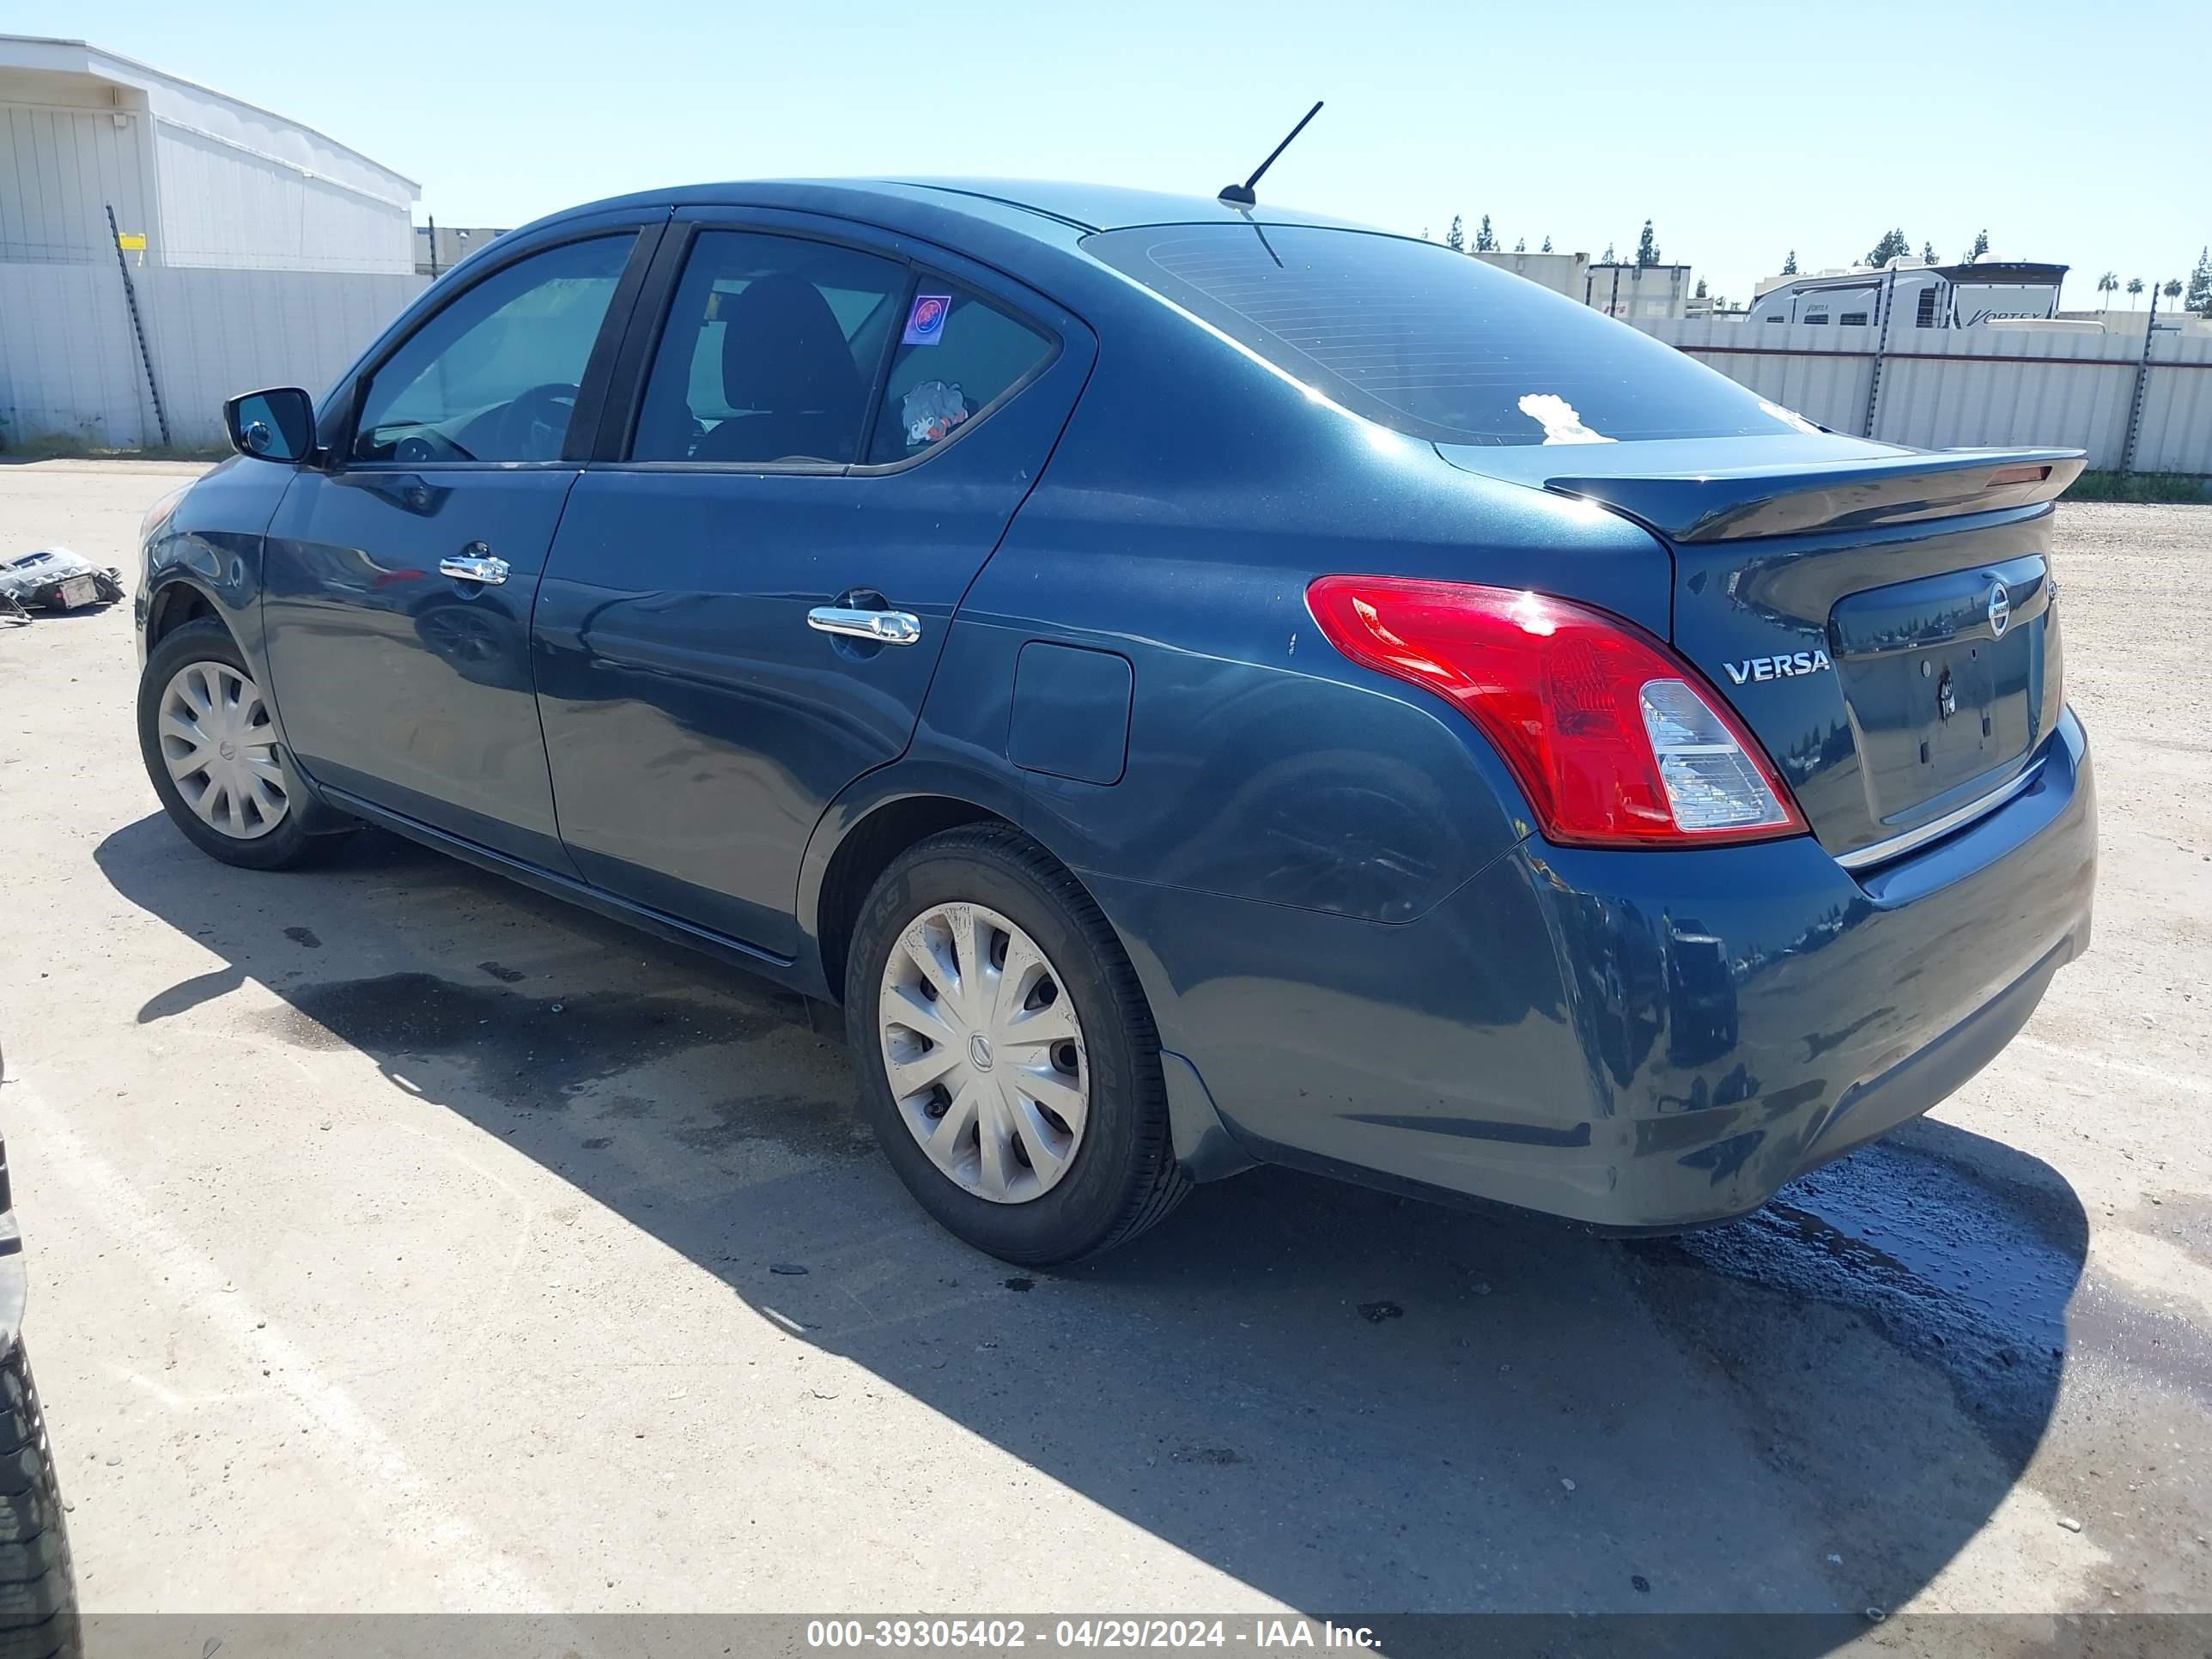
[{"left": 352, "top": 235, "right": 634, "bottom": 464}]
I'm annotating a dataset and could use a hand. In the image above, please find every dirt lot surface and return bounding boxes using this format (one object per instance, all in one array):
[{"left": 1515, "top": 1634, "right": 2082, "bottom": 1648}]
[{"left": 2, "top": 463, "right": 2208, "bottom": 1638}]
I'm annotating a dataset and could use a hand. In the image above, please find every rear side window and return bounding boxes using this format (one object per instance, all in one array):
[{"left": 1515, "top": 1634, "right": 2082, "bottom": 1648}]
[
  {"left": 865, "top": 285, "right": 1055, "bottom": 465},
  {"left": 630, "top": 231, "right": 906, "bottom": 465},
  {"left": 1085, "top": 225, "right": 1802, "bottom": 447}
]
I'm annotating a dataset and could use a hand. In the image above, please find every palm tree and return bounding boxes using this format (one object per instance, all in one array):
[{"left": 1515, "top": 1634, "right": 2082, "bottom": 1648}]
[
  {"left": 2165, "top": 278, "right": 2185, "bottom": 306},
  {"left": 2127, "top": 276, "right": 2145, "bottom": 307},
  {"left": 2096, "top": 271, "right": 2119, "bottom": 309}
]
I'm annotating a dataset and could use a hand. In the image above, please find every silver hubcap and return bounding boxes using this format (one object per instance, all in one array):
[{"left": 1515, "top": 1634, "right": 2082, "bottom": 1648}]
[
  {"left": 158, "top": 660, "right": 289, "bottom": 841},
  {"left": 879, "top": 902, "right": 1088, "bottom": 1205}
]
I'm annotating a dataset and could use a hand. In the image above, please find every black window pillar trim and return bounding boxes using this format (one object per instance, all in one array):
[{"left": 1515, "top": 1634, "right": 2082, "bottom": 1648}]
[
  {"left": 592, "top": 219, "right": 700, "bottom": 463},
  {"left": 562, "top": 216, "right": 672, "bottom": 463}
]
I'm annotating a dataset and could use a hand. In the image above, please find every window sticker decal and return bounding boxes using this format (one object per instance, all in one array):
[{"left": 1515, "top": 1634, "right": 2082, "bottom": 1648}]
[
  {"left": 1516, "top": 393, "right": 1614, "bottom": 446},
  {"left": 902, "top": 380, "right": 968, "bottom": 447},
  {"left": 902, "top": 294, "right": 952, "bottom": 346}
]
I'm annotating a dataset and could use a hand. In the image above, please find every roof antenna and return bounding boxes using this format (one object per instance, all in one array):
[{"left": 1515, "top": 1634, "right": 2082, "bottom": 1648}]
[{"left": 1218, "top": 101, "right": 1323, "bottom": 207}]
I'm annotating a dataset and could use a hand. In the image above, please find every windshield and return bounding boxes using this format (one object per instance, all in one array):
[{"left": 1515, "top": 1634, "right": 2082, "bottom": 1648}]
[{"left": 1084, "top": 224, "right": 1808, "bottom": 447}]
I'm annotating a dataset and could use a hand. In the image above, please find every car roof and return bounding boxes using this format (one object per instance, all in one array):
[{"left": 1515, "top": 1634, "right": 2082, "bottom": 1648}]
[
  {"left": 528, "top": 178, "right": 1377, "bottom": 241},
  {"left": 881, "top": 179, "right": 1373, "bottom": 234}
]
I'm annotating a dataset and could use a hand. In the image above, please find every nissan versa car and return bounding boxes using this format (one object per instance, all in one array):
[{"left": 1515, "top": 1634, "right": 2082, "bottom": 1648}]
[{"left": 134, "top": 180, "right": 2097, "bottom": 1265}]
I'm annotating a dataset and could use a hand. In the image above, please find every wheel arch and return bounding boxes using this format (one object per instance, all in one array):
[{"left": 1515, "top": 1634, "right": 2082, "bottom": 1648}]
[
  {"left": 799, "top": 768, "right": 1255, "bottom": 1184},
  {"left": 805, "top": 781, "right": 1023, "bottom": 1005},
  {"left": 143, "top": 576, "right": 225, "bottom": 653}
]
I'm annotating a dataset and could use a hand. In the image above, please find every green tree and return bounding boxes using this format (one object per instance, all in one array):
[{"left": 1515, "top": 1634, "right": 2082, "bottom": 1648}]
[
  {"left": 1636, "top": 220, "right": 1661, "bottom": 266},
  {"left": 1540, "top": 234, "right": 1553, "bottom": 252},
  {"left": 2096, "top": 270, "right": 2119, "bottom": 308},
  {"left": 1474, "top": 214, "right": 1498, "bottom": 252},
  {"left": 2127, "top": 276, "right": 2145, "bottom": 307},
  {"left": 1514, "top": 237, "right": 1525, "bottom": 252},
  {"left": 1601, "top": 241, "right": 1616, "bottom": 264},
  {"left": 2163, "top": 277, "right": 2184, "bottom": 307},
  {"left": 1965, "top": 229, "right": 1989, "bottom": 264},
  {"left": 1693, "top": 276, "right": 1708, "bottom": 298},
  {"left": 2186, "top": 247, "right": 2212, "bottom": 316},
  {"left": 1782, "top": 249, "right": 1798, "bottom": 275},
  {"left": 1921, "top": 240, "right": 1938, "bottom": 263},
  {"left": 1865, "top": 228, "right": 1911, "bottom": 267},
  {"left": 1445, "top": 215, "right": 1464, "bottom": 252}
]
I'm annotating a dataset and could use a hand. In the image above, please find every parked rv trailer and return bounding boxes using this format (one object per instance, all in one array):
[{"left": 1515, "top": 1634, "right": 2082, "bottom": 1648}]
[{"left": 1745, "top": 263, "right": 2067, "bottom": 329}]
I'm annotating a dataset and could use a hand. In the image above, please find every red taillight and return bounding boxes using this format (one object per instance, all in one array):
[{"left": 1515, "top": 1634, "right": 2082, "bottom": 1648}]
[{"left": 1306, "top": 576, "right": 1807, "bottom": 848}]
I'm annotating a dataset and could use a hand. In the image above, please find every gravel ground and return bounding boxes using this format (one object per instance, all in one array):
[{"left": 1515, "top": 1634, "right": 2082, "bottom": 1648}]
[{"left": 1, "top": 465, "right": 2208, "bottom": 1640}]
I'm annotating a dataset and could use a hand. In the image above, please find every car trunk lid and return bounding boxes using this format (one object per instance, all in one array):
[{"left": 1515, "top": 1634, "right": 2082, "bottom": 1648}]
[{"left": 1436, "top": 438, "right": 2081, "bottom": 866}]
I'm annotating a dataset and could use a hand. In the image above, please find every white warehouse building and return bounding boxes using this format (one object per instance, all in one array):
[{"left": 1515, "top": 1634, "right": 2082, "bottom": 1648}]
[
  {"left": 0, "top": 35, "right": 426, "bottom": 450},
  {"left": 0, "top": 33, "right": 416, "bottom": 271}
]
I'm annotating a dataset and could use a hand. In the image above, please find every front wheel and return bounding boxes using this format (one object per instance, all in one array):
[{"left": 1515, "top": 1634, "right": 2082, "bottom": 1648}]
[
  {"left": 137, "top": 618, "right": 349, "bottom": 872},
  {"left": 846, "top": 826, "right": 1188, "bottom": 1265}
]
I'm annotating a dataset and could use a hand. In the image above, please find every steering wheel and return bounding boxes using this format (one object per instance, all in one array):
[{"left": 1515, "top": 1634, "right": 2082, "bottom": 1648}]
[{"left": 499, "top": 382, "right": 581, "bottom": 460}]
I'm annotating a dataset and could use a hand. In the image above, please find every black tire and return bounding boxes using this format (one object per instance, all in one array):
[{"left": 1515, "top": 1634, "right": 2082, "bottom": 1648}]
[
  {"left": 137, "top": 617, "right": 352, "bottom": 871},
  {"left": 846, "top": 825, "right": 1189, "bottom": 1266},
  {"left": 0, "top": 1341, "right": 80, "bottom": 1659}
]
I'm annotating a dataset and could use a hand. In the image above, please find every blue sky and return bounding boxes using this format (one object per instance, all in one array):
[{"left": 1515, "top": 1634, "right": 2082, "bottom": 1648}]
[{"left": 35, "top": 0, "right": 2207, "bottom": 308}]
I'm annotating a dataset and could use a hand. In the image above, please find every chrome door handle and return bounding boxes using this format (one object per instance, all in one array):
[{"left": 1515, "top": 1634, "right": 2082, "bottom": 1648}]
[
  {"left": 439, "top": 552, "right": 508, "bottom": 586},
  {"left": 807, "top": 605, "right": 921, "bottom": 646}
]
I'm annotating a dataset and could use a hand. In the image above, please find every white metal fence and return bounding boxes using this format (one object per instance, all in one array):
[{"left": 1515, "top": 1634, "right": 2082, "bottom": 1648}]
[
  {"left": 6, "top": 258, "right": 2209, "bottom": 474},
  {"left": 1632, "top": 318, "right": 2212, "bottom": 474},
  {"left": 0, "top": 260, "right": 427, "bottom": 450}
]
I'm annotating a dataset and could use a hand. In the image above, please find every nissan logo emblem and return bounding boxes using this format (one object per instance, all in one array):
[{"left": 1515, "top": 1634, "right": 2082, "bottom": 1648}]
[{"left": 1987, "top": 580, "right": 2011, "bottom": 639}]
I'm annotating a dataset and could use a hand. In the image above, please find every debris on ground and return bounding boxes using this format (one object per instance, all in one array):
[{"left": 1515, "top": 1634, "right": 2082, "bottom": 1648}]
[{"left": 1, "top": 547, "right": 125, "bottom": 623}]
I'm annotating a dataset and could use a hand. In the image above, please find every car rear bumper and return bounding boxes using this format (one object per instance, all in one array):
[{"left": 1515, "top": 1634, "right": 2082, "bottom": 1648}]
[{"left": 1097, "top": 708, "right": 2095, "bottom": 1230}]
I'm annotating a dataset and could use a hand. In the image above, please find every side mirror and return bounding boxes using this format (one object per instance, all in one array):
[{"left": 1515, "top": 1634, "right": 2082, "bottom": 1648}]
[{"left": 223, "top": 387, "right": 316, "bottom": 464}]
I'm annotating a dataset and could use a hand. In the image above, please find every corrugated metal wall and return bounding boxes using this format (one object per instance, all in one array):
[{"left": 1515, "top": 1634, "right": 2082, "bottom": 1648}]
[
  {"left": 0, "top": 261, "right": 426, "bottom": 448},
  {"left": 2, "top": 94, "right": 412, "bottom": 274},
  {"left": 152, "top": 121, "right": 415, "bottom": 273},
  {"left": 0, "top": 103, "right": 151, "bottom": 261},
  {"left": 1635, "top": 319, "right": 2212, "bottom": 473}
]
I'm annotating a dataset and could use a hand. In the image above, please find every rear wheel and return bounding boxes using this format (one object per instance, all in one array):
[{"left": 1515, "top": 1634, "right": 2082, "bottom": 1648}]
[
  {"left": 846, "top": 825, "right": 1188, "bottom": 1265},
  {"left": 137, "top": 618, "right": 349, "bottom": 871}
]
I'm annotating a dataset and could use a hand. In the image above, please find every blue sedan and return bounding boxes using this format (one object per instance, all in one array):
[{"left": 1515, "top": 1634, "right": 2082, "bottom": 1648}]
[{"left": 134, "top": 179, "right": 2096, "bottom": 1264}]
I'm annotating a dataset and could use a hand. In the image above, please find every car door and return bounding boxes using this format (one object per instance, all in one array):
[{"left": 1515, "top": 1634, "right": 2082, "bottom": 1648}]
[
  {"left": 260, "top": 219, "right": 659, "bottom": 869},
  {"left": 532, "top": 210, "right": 1096, "bottom": 958}
]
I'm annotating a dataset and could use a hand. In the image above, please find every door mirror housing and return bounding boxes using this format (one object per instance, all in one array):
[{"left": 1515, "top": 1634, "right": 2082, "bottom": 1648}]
[{"left": 223, "top": 387, "right": 317, "bottom": 464}]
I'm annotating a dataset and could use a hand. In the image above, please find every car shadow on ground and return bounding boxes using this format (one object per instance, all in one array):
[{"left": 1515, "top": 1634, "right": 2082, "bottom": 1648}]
[{"left": 94, "top": 812, "right": 2089, "bottom": 1642}]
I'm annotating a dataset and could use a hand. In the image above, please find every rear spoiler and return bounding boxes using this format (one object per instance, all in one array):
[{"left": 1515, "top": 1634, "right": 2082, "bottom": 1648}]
[{"left": 1544, "top": 448, "right": 2085, "bottom": 544}]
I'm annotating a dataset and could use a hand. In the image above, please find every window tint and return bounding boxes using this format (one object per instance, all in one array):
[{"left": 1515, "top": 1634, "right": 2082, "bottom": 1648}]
[
  {"left": 631, "top": 231, "right": 905, "bottom": 464},
  {"left": 1838, "top": 311, "right": 1869, "bottom": 326},
  {"left": 353, "top": 235, "right": 631, "bottom": 463},
  {"left": 1803, "top": 313, "right": 1829, "bottom": 325},
  {"left": 1916, "top": 287, "right": 1939, "bottom": 327},
  {"left": 864, "top": 285, "right": 1054, "bottom": 465},
  {"left": 1084, "top": 225, "right": 1802, "bottom": 447}
]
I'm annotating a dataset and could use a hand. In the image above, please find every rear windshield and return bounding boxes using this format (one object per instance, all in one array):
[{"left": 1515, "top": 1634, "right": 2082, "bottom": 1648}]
[{"left": 1084, "top": 224, "right": 1806, "bottom": 447}]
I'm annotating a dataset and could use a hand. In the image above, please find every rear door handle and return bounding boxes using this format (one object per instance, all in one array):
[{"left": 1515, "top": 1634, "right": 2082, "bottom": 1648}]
[
  {"left": 439, "top": 550, "right": 508, "bottom": 586},
  {"left": 807, "top": 605, "right": 921, "bottom": 646}
]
